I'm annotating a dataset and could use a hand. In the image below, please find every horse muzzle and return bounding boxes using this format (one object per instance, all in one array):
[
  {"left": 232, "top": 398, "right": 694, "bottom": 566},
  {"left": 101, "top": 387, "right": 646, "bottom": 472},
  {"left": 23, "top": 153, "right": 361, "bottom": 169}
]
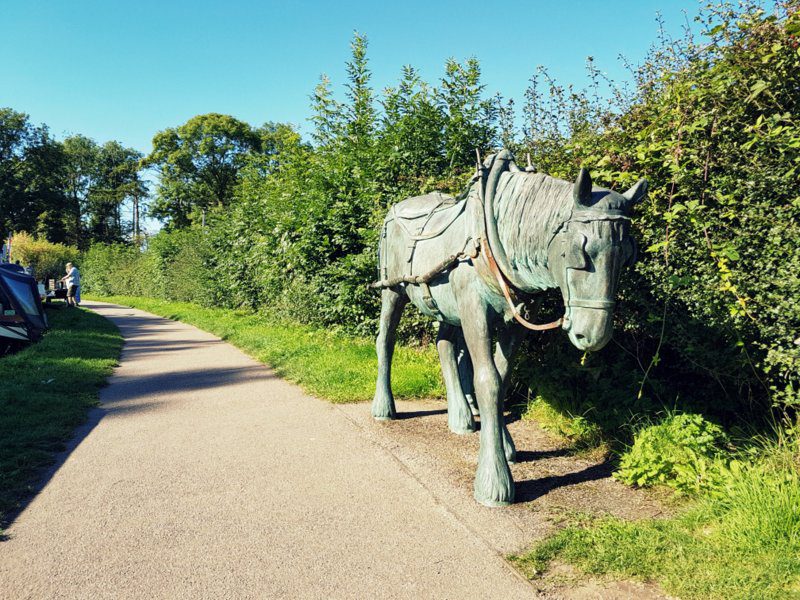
[{"left": 562, "top": 300, "right": 615, "bottom": 352}]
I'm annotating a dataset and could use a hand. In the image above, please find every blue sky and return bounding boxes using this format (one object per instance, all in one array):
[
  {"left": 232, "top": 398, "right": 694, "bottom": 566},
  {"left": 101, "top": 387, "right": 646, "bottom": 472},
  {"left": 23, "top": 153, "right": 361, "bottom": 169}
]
[{"left": 2, "top": 1, "right": 703, "bottom": 155}]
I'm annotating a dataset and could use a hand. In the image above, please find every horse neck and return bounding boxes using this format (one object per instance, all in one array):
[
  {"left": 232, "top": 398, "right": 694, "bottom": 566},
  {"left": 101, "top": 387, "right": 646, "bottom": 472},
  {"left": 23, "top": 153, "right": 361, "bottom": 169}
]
[{"left": 493, "top": 171, "right": 573, "bottom": 292}]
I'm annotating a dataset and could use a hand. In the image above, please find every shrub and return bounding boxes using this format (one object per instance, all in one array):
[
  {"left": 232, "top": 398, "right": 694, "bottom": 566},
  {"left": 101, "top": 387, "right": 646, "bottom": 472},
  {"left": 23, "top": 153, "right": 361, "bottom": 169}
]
[
  {"left": 83, "top": 228, "right": 214, "bottom": 304},
  {"left": 614, "top": 413, "right": 730, "bottom": 494},
  {"left": 8, "top": 232, "right": 78, "bottom": 281}
]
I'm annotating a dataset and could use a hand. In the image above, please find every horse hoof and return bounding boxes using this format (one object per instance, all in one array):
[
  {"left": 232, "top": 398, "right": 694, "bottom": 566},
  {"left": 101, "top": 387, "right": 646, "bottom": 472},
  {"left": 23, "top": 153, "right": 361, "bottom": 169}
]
[
  {"left": 373, "top": 415, "right": 395, "bottom": 421},
  {"left": 475, "top": 495, "right": 513, "bottom": 508},
  {"left": 450, "top": 426, "right": 477, "bottom": 435}
]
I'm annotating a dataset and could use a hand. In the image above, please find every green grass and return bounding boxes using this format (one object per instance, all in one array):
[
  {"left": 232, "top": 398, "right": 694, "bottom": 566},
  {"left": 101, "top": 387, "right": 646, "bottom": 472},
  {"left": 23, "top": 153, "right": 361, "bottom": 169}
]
[
  {"left": 89, "top": 296, "right": 444, "bottom": 403},
  {"left": 510, "top": 435, "right": 800, "bottom": 599},
  {"left": 0, "top": 305, "right": 122, "bottom": 524},
  {"left": 522, "top": 395, "right": 604, "bottom": 451}
]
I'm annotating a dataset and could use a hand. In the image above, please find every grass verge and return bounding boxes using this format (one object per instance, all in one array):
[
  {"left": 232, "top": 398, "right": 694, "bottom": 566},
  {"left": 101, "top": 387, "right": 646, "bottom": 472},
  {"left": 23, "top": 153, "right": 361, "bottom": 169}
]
[
  {"left": 89, "top": 296, "right": 444, "bottom": 403},
  {"left": 522, "top": 395, "right": 605, "bottom": 453},
  {"left": 0, "top": 305, "right": 122, "bottom": 525},
  {"left": 510, "top": 434, "right": 800, "bottom": 599}
]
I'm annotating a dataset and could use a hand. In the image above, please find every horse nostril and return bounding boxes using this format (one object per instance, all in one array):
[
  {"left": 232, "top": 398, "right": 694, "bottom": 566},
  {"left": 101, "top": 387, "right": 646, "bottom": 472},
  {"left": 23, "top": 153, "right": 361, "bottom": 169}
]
[{"left": 575, "top": 333, "right": 586, "bottom": 341}]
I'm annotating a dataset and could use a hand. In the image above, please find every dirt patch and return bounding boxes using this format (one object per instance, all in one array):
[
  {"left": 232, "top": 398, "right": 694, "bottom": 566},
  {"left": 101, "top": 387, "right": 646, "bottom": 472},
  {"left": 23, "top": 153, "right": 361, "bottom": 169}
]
[
  {"left": 337, "top": 398, "right": 671, "bottom": 599},
  {"left": 536, "top": 563, "right": 676, "bottom": 600}
]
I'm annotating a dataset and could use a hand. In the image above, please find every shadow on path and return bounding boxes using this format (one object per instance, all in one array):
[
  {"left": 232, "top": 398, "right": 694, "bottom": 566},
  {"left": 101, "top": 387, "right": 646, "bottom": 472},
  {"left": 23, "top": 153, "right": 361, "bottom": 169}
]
[
  {"left": 514, "top": 461, "right": 614, "bottom": 503},
  {"left": 397, "top": 408, "right": 448, "bottom": 419},
  {"left": 514, "top": 448, "right": 575, "bottom": 463},
  {"left": 104, "top": 366, "right": 274, "bottom": 402}
]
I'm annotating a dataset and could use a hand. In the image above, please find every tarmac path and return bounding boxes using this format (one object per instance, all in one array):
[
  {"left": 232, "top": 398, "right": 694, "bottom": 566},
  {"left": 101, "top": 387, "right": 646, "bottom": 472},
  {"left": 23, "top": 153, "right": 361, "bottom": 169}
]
[{"left": 0, "top": 302, "right": 538, "bottom": 599}]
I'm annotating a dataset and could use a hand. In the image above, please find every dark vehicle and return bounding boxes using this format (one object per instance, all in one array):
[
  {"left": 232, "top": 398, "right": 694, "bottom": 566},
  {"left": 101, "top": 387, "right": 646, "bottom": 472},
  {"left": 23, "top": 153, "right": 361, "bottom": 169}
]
[{"left": 0, "top": 263, "right": 48, "bottom": 354}]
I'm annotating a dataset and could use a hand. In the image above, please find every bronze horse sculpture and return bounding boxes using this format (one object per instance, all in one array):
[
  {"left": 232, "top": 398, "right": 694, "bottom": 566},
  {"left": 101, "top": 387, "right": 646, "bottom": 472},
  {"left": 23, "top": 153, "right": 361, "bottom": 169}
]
[{"left": 372, "top": 149, "right": 647, "bottom": 506}]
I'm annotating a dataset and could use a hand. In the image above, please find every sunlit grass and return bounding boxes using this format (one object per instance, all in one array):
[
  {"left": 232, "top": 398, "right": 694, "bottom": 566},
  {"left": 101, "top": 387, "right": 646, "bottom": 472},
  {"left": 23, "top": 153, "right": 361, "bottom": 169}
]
[
  {"left": 522, "top": 395, "right": 604, "bottom": 451},
  {"left": 510, "top": 434, "right": 800, "bottom": 599}
]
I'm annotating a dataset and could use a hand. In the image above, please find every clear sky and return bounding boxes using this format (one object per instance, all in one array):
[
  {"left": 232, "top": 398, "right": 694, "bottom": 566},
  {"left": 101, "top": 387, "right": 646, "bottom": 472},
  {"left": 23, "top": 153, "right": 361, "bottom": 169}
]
[{"left": 2, "top": 0, "right": 703, "bottom": 155}]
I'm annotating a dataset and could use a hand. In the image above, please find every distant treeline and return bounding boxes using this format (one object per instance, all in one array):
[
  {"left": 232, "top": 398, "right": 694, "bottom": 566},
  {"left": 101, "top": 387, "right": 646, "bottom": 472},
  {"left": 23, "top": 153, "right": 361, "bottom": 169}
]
[
  {"left": 0, "top": 112, "right": 146, "bottom": 249},
  {"left": 63, "top": 2, "right": 800, "bottom": 425}
]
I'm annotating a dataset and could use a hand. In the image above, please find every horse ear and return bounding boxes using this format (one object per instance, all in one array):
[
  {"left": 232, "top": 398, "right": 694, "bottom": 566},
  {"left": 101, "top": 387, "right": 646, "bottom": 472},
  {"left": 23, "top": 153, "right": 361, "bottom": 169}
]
[
  {"left": 573, "top": 168, "right": 592, "bottom": 206},
  {"left": 622, "top": 178, "right": 648, "bottom": 208}
]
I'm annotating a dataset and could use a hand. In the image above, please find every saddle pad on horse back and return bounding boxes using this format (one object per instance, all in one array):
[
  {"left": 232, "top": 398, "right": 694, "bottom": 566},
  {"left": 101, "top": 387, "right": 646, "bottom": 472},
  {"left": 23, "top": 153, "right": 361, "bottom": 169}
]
[{"left": 390, "top": 191, "right": 467, "bottom": 241}]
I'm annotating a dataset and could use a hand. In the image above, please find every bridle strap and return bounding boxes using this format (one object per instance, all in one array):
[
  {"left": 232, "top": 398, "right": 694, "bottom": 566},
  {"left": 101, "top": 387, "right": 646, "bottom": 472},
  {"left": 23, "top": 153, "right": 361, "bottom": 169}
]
[
  {"left": 481, "top": 238, "right": 563, "bottom": 331},
  {"left": 568, "top": 299, "right": 616, "bottom": 310}
]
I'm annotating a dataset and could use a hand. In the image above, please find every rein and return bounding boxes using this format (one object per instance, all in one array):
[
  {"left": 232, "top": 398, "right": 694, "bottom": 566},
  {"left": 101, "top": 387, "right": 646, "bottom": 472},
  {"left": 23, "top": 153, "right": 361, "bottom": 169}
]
[
  {"left": 481, "top": 211, "right": 629, "bottom": 331},
  {"left": 481, "top": 238, "right": 563, "bottom": 331}
]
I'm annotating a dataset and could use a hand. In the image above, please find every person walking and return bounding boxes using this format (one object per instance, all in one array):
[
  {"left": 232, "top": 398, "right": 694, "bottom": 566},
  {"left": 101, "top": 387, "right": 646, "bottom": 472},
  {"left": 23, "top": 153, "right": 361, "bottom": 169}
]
[{"left": 60, "top": 262, "right": 81, "bottom": 307}]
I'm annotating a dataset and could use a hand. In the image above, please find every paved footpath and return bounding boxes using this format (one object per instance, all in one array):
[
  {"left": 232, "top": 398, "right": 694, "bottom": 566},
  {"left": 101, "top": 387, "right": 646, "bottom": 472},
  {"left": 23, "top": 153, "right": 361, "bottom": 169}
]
[{"left": 0, "top": 302, "right": 537, "bottom": 599}]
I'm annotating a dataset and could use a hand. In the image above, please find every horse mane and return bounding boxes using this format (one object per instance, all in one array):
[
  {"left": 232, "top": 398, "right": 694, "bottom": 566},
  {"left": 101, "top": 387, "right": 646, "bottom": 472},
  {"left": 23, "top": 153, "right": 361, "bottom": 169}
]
[{"left": 492, "top": 171, "right": 574, "bottom": 291}]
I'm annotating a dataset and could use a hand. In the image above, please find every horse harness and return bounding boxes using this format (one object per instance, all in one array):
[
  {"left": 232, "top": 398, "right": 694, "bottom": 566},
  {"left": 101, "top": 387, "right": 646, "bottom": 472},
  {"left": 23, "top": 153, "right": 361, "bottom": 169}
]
[
  {"left": 371, "top": 160, "right": 627, "bottom": 330},
  {"left": 371, "top": 189, "right": 478, "bottom": 317}
]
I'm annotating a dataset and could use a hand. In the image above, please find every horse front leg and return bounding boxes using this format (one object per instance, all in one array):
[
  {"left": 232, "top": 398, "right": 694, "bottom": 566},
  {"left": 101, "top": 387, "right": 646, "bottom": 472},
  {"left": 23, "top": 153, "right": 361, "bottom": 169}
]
[
  {"left": 372, "top": 287, "right": 408, "bottom": 420},
  {"left": 437, "top": 323, "right": 476, "bottom": 434},
  {"left": 459, "top": 296, "right": 514, "bottom": 506},
  {"left": 494, "top": 326, "right": 526, "bottom": 464}
]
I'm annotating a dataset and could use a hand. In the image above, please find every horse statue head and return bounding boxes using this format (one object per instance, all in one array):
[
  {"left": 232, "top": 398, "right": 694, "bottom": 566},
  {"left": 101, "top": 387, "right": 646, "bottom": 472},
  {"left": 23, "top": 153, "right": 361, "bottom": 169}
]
[{"left": 547, "top": 169, "right": 647, "bottom": 352}]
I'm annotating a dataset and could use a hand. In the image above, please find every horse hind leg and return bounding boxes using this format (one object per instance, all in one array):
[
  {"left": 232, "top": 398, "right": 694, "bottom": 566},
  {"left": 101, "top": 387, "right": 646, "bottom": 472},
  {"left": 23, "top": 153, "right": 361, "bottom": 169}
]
[
  {"left": 494, "top": 326, "right": 526, "bottom": 465},
  {"left": 437, "top": 323, "right": 476, "bottom": 434},
  {"left": 455, "top": 330, "right": 479, "bottom": 417},
  {"left": 372, "top": 287, "right": 408, "bottom": 420}
]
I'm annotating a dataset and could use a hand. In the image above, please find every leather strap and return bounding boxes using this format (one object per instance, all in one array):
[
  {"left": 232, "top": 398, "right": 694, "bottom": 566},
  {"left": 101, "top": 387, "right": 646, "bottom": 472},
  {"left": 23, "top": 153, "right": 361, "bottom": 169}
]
[{"left": 480, "top": 238, "right": 564, "bottom": 331}]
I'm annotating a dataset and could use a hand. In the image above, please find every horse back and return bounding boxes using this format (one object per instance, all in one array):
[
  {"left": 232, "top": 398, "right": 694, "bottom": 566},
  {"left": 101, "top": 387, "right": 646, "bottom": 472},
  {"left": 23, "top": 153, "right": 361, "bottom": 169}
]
[{"left": 379, "top": 190, "right": 479, "bottom": 284}]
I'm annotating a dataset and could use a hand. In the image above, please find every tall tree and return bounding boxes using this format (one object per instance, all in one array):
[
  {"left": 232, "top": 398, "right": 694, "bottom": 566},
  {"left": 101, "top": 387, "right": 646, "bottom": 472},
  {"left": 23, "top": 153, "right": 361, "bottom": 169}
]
[
  {"left": 0, "top": 108, "right": 68, "bottom": 242},
  {"left": 61, "top": 134, "right": 99, "bottom": 248},
  {"left": 61, "top": 135, "right": 144, "bottom": 247},
  {"left": 438, "top": 58, "right": 498, "bottom": 170},
  {"left": 344, "top": 32, "right": 376, "bottom": 149},
  {"left": 88, "top": 141, "right": 144, "bottom": 243},
  {"left": 145, "top": 113, "right": 261, "bottom": 226}
]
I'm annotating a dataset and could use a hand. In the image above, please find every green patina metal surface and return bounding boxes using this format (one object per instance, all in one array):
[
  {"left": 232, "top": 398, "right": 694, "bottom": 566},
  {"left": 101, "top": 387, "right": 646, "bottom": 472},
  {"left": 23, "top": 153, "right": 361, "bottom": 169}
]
[{"left": 372, "top": 149, "right": 647, "bottom": 506}]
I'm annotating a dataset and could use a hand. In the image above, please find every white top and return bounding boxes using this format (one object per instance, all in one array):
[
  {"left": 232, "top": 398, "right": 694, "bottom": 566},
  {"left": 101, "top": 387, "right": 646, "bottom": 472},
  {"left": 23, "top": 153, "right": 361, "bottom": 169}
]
[{"left": 67, "top": 266, "right": 80, "bottom": 287}]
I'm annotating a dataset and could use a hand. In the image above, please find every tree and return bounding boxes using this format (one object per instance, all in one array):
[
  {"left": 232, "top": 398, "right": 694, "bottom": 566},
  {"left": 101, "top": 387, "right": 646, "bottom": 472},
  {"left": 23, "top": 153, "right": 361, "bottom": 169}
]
[
  {"left": 438, "top": 58, "right": 498, "bottom": 170},
  {"left": 0, "top": 108, "right": 69, "bottom": 242},
  {"left": 344, "top": 32, "right": 376, "bottom": 150},
  {"left": 88, "top": 141, "right": 144, "bottom": 243},
  {"left": 145, "top": 113, "right": 262, "bottom": 226},
  {"left": 380, "top": 65, "right": 448, "bottom": 194},
  {"left": 60, "top": 135, "right": 145, "bottom": 247},
  {"left": 61, "top": 134, "right": 99, "bottom": 247}
]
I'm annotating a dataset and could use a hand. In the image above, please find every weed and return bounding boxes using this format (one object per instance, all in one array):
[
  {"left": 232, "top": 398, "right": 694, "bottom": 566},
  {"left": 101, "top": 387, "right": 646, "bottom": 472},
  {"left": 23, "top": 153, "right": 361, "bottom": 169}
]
[{"left": 614, "top": 413, "right": 730, "bottom": 495}]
